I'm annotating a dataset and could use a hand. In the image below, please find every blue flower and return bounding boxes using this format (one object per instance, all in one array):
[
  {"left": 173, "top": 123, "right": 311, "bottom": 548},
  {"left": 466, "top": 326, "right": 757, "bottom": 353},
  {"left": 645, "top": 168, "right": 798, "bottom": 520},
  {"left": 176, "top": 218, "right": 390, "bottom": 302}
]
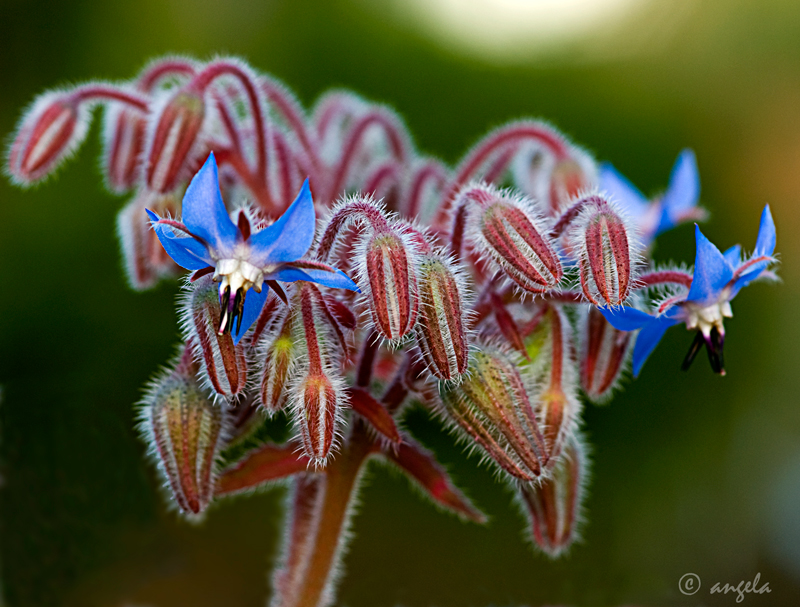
[
  {"left": 600, "top": 205, "right": 777, "bottom": 376},
  {"left": 147, "top": 153, "right": 359, "bottom": 344},
  {"left": 600, "top": 149, "right": 705, "bottom": 244}
]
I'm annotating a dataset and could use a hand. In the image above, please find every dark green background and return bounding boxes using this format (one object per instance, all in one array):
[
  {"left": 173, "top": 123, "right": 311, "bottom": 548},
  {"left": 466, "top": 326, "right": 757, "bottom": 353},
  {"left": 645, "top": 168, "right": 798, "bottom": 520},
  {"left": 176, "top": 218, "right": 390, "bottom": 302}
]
[{"left": 1, "top": 0, "right": 798, "bottom": 605}]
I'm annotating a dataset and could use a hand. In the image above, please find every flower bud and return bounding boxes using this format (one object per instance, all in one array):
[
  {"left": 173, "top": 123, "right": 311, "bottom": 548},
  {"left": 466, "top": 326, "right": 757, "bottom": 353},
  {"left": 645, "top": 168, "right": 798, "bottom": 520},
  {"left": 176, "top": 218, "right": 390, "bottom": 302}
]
[
  {"left": 549, "top": 158, "right": 590, "bottom": 211},
  {"left": 117, "top": 190, "right": 181, "bottom": 289},
  {"left": 8, "top": 92, "right": 90, "bottom": 186},
  {"left": 439, "top": 344, "right": 547, "bottom": 480},
  {"left": 259, "top": 311, "right": 296, "bottom": 414},
  {"left": 183, "top": 275, "right": 248, "bottom": 398},
  {"left": 288, "top": 284, "right": 348, "bottom": 465},
  {"left": 103, "top": 104, "right": 147, "bottom": 193},
  {"left": 144, "top": 88, "right": 206, "bottom": 192},
  {"left": 579, "top": 306, "right": 631, "bottom": 402},
  {"left": 518, "top": 434, "right": 587, "bottom": 557},
  {"left": 465, "top": 184, "right": 563, "bottom": 293},
  {"left": 568, "top": 195, "right": 636, "bottom": 306},
  {"left": 415, "top": 255, "right": 469, "bottom": 380},
  {"left": 359, "top": 227, "right": 419, "bottom": 342},
  {"left": 143, "top": 347, "right": 223, "bottom": 516}
]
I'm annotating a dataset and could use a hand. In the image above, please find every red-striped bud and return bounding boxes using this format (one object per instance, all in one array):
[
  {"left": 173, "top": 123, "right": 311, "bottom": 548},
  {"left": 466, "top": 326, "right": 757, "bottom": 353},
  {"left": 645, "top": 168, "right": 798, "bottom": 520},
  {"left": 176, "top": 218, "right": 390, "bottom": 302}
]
[
  {"left": 145, "top": 88, "right": 206, "bottom": 192},
  {"left": 439, "top": 344, "right": 547, "bottom": 480},
  {"left": 117, "top": 190, "right": 181, "bottom": 289},
  {"left": 579, "top": 306, "right": 631, "bottom": 402},
  {"left": 183, "top": 275, "right": 248, "bottom": 398},
  {"left": 7, "top": 92, "right": 89, "bottom": 186},
  {"left": 143, "top": 346, "right": 223, "bottom": 517},
  {"left": 568, "top": 195, "right": 637, "bottom": 306},
  {"left": 289, "top": 284, "right": 348, "bottom": 465},
  {"left": 360, "top": 227, "right": 419, "bottom": 342},
  {"left": 415, "top": 255, "right": 469, "bottom": 380},
  {"left": 518, "top": 434, "right": 587, "bottom": 557},
  {"left": 103, "top": 105, "right": 147, "bottom": 193},
  {"left": 549, "top": 158, "right": 590, "bottom": 211},
  {"left": 464, "top": 184, "right": 563, "bottom": 293},
  {"left": 529, "top": 305, "right": 580, "bottom": 463},
  {"left": 258, "top": 310, "right": 296, "bottom": 414}
]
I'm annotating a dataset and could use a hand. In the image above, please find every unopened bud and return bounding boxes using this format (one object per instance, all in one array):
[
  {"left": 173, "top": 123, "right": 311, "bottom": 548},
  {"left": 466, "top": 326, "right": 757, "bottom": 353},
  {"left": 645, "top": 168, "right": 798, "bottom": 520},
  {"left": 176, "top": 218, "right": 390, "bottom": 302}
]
[
  {"left": 415, "top": 255, "right": 469, "bottom": 380},
  {"left": 103, "top": 105, "right": 147, "bottom": 193},
  {"left": 183, "top": 275, "right": 248, "bottom": 398},
  {"left": 518, "top": 434, "right": 587, "bottom": 557},
  {"left": 579, "top": 306, "right": 631, "bottom": 402},
  {"left": 117, "top": 190, "right": 181, "bottom": 289},
  {"left": 8, "top": 92, "right": 89, "bottom": 185},
  {"left": 360, "top": 227, "right": 419, "bottom": 342},
  {"left": 143, "top": 347, "right": 223, "bottom": 516},
  {"left": 549, "top": 158, "right": 590, "bottom": 211},
  {"left": 465, "top": 184, "right": 563, "bottom": 293},
  {"left": 568, "top": 195, "right": 636, "bottom": 306},
  {"left": 439, "top": 344, "right": 546, "bottom": 480},
  {"left": 288, "top": 284, "right": 348, "bottom": 465},
  {"left": 145, "top": 88, "right": 206, "bottom": 192},
  {"left": 259, "top": 311, "right": 296, "bottom": 414}
]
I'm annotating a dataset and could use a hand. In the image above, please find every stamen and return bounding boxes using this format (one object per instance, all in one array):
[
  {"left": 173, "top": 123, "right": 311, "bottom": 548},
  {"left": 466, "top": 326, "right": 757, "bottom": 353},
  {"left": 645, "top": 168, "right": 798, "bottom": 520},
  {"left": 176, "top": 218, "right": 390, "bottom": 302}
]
[
  {"left": 681, "top": 331, "right": 705, "bottom": 371},
  {"left": 218, "top": 285, "right": 231, "bottom": 334},
  {"left": 705, "top": 327, "right": 726, "bottom": 376},
  {"left": 266, "top": 280, "right": 288, "bottom": 305},
  {"left": 233, "top": 288, "right": 245, "bottom": 335}
]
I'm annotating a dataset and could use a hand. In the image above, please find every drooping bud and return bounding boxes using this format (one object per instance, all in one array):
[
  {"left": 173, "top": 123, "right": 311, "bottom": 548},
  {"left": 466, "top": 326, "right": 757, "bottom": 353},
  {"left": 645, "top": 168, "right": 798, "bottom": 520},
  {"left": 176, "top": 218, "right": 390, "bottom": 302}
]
[
  {"left": 579, "top": 306, "right": 632, "bottom": 402},
  {"left": 518, "top": 433, "right": 587, "bottom": 557},
  {"left": 358, "top": 225, "right": 419, "bottom": 342},
  {"left": 183, "top": 275, "right": 247, "bottom": 398},
  {"left": 117, "top": 190, "right": 181, "bottom": 289},
  {"left": 549, "top": 158, "right": 590, "bottom": 212},
  {"left": 7, "top": 91, "right": 90, "bottom": 186},
  {"left": 463, "top": 184, "right": 563, "bottom": 293},
  {"left": 288, "top": 284, "right": 348, "bottom": 465},
  {"left": 415, "top": 254, "right": 469, "bottom": 380},
  {"left": 438, "top": 343, "right": 547, "bottom": 480},
  {"left": 144, "top": 87, "right": 206, "bottom": 192},
  {"left": 258, "top": 310, "right": 296, "bottom": 414},
  {"left": 103, "top": 105, "right": 147, "bottom": 193},
  {"left": 142, "top": 345, "right": 224, "bottom": 516},
  {"left": 527, "top": 305, "right": 581, "bottom": 463},
  {"left": 567, "top": 194, "right": 637, "bottom": 306}
]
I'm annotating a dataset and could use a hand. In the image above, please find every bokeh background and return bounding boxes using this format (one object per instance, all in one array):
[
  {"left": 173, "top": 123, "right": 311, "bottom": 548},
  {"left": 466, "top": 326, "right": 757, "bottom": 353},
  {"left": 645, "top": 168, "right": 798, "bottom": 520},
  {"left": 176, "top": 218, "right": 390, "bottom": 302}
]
[{"left": 1, "top": 0, "right": 799, "bottom": 605}]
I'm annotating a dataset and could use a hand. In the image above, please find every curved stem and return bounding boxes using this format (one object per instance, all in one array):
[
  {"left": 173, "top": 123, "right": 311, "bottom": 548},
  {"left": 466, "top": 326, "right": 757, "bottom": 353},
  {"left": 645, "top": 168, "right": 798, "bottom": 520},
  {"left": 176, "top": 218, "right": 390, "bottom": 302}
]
[
  {"left": 261, "top": 78, "right": 321, "bottom": 173},
  {"left": 637, "top": 270, "right": 693, "bottom": 288},
  {"left": 551, "top": 194, "right": 607, "bottom": 238},
  {"left": 363, "top": 161, "right": 400, "bottom": 197},
  {"left": 404, "top": 160, "right": 447, "bottom": 218},
  {"left": 70, "top": 85, "right": 149, "bottom": 111},
  {"left": 137, "top": 59, "right": 196, "bottom": 91},
  {"left": 214, "top": 147, "right": 275, "bottom": 211},
  {"left": 315, "top": 200, "right": 391, "bottom": 262}
]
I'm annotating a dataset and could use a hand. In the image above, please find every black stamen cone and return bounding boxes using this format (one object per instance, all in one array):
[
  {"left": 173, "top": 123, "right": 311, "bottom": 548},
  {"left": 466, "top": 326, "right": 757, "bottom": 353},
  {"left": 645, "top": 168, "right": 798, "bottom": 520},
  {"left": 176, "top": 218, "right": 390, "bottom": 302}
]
[
  {"left": 233, "top": 288, "right": 245, "bottom": 335},
  {"left": 706, "top": 326, "right": 726, "bottom": 376},
  {"left": 218, "top": 285, "right": 232, "bottom": 335},
  {"left": 682, "top": 331, "right": 705, "bottom": 371}
]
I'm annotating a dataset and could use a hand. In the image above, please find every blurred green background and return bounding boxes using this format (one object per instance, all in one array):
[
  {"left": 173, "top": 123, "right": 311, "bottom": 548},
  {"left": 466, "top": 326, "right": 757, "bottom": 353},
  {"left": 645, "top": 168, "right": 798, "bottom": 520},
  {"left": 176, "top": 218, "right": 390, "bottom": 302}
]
[{"left": 1, "top": 0, "right": 798, "bottom": 605}]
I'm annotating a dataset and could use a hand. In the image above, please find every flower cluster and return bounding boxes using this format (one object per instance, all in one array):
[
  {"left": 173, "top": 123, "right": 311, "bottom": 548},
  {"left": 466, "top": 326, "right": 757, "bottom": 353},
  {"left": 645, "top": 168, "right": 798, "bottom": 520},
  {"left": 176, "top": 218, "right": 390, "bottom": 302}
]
[{"left": 8, "top": 55, "right": 779, "bottom": 607}]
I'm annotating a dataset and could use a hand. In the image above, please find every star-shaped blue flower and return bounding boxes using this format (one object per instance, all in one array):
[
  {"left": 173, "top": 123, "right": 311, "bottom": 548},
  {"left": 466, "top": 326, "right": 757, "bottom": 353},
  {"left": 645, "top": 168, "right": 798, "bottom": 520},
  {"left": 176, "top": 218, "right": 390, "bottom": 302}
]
[
  {"left": 600, "top": 149, "right": 705, "bottom": 244},
  {"left": 600, "top": 205, "right": 777, "bottom": 376},
  {"left": 147, "top": 153, "right": 359, "bottom": 344}
]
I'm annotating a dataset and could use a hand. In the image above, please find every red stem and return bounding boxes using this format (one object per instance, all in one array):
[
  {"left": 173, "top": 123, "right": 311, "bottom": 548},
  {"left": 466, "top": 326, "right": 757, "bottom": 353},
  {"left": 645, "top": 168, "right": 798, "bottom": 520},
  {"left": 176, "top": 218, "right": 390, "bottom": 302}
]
[
  {"left": 404, "top": 161, "right": 447, "bottom": 218},
  {"left": 261, "top": 78, "right": 321, "bottom": 173},
  {"left": 137, "top": 59, "right": 196, "bottom": 91},
  {"left": 637, "top": 270, "right": 693, "bottom": 288},
  {"left": 70, "top": 85, "right": 148, "bottom": 112},
  {"left": 214, "top": 147, "right": 275, "bottom": 211}
]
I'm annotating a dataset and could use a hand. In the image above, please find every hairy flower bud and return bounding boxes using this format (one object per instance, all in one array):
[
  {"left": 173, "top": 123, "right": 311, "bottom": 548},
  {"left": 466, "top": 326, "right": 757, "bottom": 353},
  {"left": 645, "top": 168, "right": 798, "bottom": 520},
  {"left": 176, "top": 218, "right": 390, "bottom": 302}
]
[
  {"left": 145, "top": 88, "right": 206, "bottom": 192},
  {"left": 579, "top": 306, "right": 631, "bottom": 402},
  {"left": 464, "top": 184, "right": 563, "bottom": 293},
  {"left": 103, "top": 105, "right": 147, "bottom": 193},
  {"left": 117, "top": 190, "right": 181, "bottom": 289},
  {"left": 439, "top": 344, "right": 547, "bottom": 480},
  {"left": 142, "top": 347, "right": 223, "bottom": 516},
  {"left": 183, "top": 275, "right": 248, "bottom": 397},
  {"left": 8, "top": 92, "right": 90, "bottom": 185},
  {"left": 359, "top": 227, "right": 419, "bottom": 342},
  {"left": 518, "top": 434, "right": 587, "bottom": 557},
  {"left": 259, "top": 310, "right": 296, "bottom": 414},
  {"left": 549, "top": 158, "right": 590, "bottom": 211},
  {"left": 289, "top": 284, "right": 348, "bottom": 465},
  {"left": 568, "top": 195, "right": 637, "bottom": 306},
  {"left": 415, "top": 254, "right": 469, "bottom": 380}
]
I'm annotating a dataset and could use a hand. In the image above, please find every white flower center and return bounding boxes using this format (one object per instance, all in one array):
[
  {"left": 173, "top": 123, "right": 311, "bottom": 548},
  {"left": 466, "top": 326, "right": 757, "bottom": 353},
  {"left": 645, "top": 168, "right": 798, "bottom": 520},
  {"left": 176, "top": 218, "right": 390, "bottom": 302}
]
[
  {"left": 214, "top": 258, "right": 264, "bottom": 295},
  {"left": 683, "top": 301, "right": 733, "bottom": 337}
]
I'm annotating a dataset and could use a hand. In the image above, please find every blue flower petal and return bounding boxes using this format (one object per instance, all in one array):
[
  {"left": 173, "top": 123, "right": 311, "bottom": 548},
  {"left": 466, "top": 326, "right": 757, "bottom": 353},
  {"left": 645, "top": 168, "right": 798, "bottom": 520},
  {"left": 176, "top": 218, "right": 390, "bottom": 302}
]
[
  {"left": 599, "top": 163, "right": 650, "bottom": 220},
  {"left": 146, "top": 209, "right": 213, "bottom": 271},
  {"left": 599, "top": 306, "right": 656, "bottom": 332},
  {"left": 663, "top": 150, "right": 700, "bottom": 215},
  {"left": 232, "top": 285, "right": 270, "bottom": 345},
  {"left": 249, "top": 179, "right": 316, "bottom": 265},
  {"left": 631, "top": 315, "right": 679, "bottom": 377},
  {"left": 723, "top": 244, "right": 742, "bottom": 266},
  {"left": 686, "top": 225, "right": 734, "bottom": 304},
  {"left": 181, "top": 153, "right": 239, "bottom": 252},
  {"left": 295, "top": 268, "right": 360, "bottom": 292},
  {"left": 754, "top": 204, "right": 776, "bottom": 257}
]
